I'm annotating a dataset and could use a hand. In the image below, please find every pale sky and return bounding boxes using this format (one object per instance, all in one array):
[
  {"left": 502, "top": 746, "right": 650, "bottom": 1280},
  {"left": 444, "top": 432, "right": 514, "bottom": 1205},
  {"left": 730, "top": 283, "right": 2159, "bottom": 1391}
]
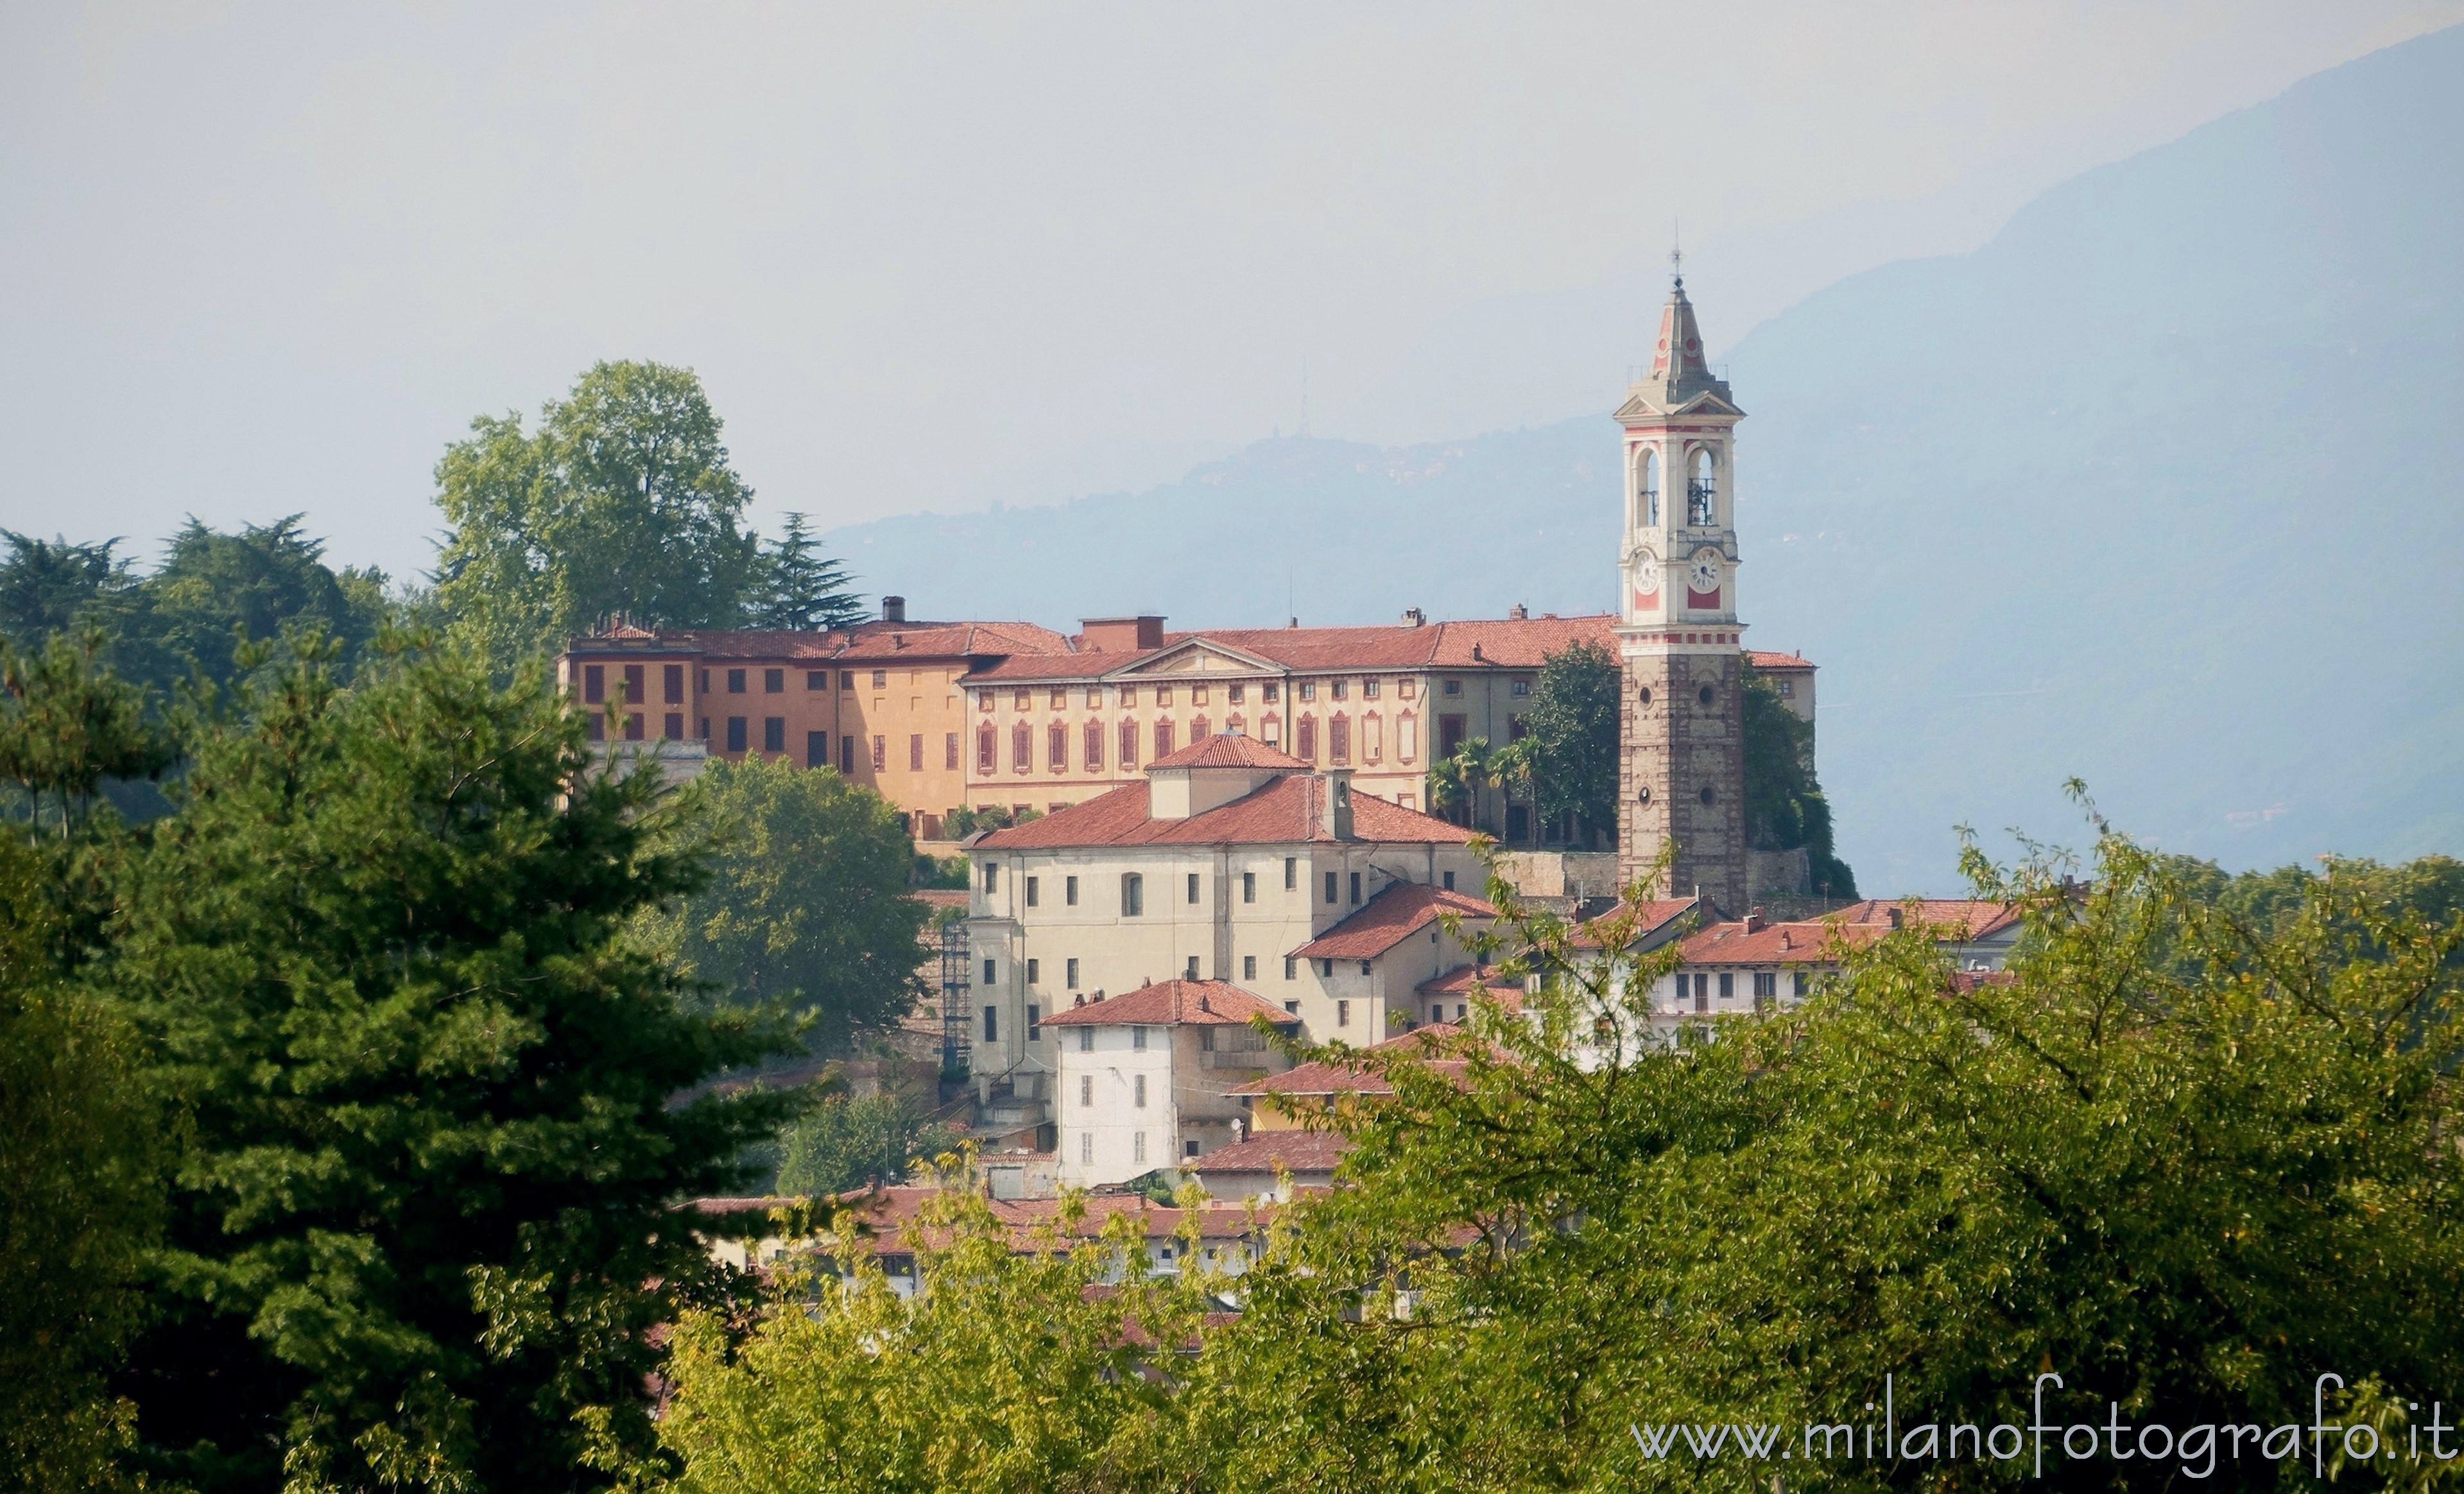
[{"left": 4, "top": 1, "right": 2459, "bottom": 580}]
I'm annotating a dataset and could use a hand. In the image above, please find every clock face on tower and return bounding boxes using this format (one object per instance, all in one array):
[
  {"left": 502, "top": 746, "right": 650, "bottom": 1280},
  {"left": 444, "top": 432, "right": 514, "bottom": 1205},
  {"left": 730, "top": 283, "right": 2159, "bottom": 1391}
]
[
  {"left": 1631, "top": 553, "right": 1661, "bottom": 594},
  {"left": 1687, "top": 551, "right": 1722, "bottom": 596}
]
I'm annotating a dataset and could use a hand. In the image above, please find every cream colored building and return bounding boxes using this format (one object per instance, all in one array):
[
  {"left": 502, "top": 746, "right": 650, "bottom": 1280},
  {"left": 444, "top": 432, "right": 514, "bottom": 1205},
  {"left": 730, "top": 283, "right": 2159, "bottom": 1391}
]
[
  {"left": 1040, "top": 979, "right": 1297, "bottom": 1187},
  {"left": 962, "top": 735, "right": 1485, "bottom": 1138}
]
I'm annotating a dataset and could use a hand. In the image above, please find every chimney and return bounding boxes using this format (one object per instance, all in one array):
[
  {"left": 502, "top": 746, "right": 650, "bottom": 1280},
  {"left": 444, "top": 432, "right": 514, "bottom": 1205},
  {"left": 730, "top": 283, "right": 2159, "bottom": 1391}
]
[
  {"left": 1779, "top": 930, "right": 1793, "bottom": 951},
  {"left": 881, "top": 596, "right": 906, "bottom": 623},
  {"left": 1073, "top": 994, "right": 1085, "bottom": 1007},
  {"left": 1745, "top": 907, "right": 1766, "bottom": 932},
  {"left": 1079, "top": 615, "right": 1166, "bottom": 652},
  {"left": 1886, "top": 907, "right": 1903, "bottom": 930},
  {"left": 1198, "top": 994, "right": 1211, "bottom": 1013},
  {"left": 1471, "top": 643, "right": 1485, "bottom": 662},
  {"left": 1320, "top": 768, "right": 1356, "bottom": 841},
  {"left": 1400, "top": 606, "right": 1426, "bottom": 627},
  {"left": 1508, "top": 603, "right": 1528, "bottom": 621}
]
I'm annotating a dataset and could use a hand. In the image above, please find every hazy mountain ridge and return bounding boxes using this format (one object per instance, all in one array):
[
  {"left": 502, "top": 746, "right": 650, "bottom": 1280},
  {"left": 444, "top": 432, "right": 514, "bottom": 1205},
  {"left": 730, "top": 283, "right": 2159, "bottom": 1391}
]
[{"left": 827, "top": 25, "right": 2464, "bottom": 892}]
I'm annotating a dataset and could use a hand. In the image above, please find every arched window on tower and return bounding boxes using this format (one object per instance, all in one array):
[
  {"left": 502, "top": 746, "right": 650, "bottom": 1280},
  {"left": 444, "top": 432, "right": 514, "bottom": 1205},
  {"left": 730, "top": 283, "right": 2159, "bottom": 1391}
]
[
  {"left": 1637, "top": 448, "right": 1660, "bottom": 527},
  {"left": 1687, "top": 447, "right": 1717, "bottom": 526}
]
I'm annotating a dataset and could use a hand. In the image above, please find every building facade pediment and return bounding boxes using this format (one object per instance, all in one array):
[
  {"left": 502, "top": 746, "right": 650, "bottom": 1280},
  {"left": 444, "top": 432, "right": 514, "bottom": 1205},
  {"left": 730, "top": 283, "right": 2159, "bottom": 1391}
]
[{"left": 1111, "top": 640, "right": 1283, "bottom": 679}]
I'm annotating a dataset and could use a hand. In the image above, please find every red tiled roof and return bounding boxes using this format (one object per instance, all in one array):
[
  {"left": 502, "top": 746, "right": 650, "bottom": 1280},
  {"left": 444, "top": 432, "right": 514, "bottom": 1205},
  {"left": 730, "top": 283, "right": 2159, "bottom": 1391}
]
[
  {"left": 1678, "top": 919, "right": 1890, "bottom": 967},
  {"left": 975, "top": 773, "right": 1475, "bottom": 850},
  {"left": 1568, "top": 897, "right": 1705, "bottom": 949},
  {"left": 1289, "top": 882, "right": 1495, "bottom": 961},
  {"left": 1186, "top": 1131, "right": 1350, "bottom": 1176},
  {"left": 1227, "top": 1022, "right": 1483, "bottom": 1097},
  {"left": 1145, "top": 734, "right": 1309, "bottom": 771},
  {"left": 1831, "top": 899, "right": 2023, "bottom": 940},
  {"left": 960, "top": 614, "right": 1626, "bottom": 682},
  {"left": 836, "top": 619, "right": 1071, "bottom": 660},
  {"left": 1745, "top": 651, "right": 1814, "bottom": 669},
  {"left": 1038, "top": 979, "right": 1298, "bottom": 1029},
  {"left": 1413, "top": 965, "right": 1521, "bottom": 1008},
  {"left": 562, "top": 619, "right": 1071, "bottom": 665}
]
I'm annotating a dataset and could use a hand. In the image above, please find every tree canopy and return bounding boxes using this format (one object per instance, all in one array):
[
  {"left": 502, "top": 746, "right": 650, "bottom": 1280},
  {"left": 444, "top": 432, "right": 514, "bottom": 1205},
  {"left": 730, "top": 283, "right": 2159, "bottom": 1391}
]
[
  {"left": 1743, "top": 666, "right": 1856, "bottom": 897},
  {"left": 750, "top": 512, "right": 867, "bottom": 633},
  {"left": 1522, "top": 638, "right": 1621, "bottom": 843}
]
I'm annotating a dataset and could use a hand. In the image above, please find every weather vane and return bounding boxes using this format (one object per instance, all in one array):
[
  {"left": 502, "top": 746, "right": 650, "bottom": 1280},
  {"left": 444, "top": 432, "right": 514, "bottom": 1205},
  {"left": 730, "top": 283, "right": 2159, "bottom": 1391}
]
[{"left": 1669, "top": 223, "right": 1684, "bottom": 289}]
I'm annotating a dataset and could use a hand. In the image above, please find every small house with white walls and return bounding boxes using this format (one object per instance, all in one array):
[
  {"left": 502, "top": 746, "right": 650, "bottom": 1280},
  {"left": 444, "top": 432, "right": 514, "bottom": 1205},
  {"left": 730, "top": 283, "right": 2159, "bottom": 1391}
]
[{"left": 1040, "top": 978, "right": 1299, "bottom": 1188}]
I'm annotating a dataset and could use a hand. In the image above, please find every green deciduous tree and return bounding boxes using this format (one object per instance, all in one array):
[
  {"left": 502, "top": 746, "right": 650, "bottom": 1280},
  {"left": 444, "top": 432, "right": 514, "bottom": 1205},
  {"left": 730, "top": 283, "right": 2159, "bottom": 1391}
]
[
  {"left": 643, "top": 752, "right": 932, "bottom": 1055},
  {"left": 102, "top": 638, "right": 800, "bottom": 1494},
  {"left": 1742, "top": 667, "right": 1855, "bottom": 897},
  {"left": 749, "top": 513, "right": 866, "bottom": 633},
  {"left": 1522, "top": 638, "right": 1621, "bottom": 845},
  {"left": 139, "top": 517, "right": 391, "bottom": 692},
  {"left": 773, "top": 1092, "right": 963, "bottom": 1197},
  {"left": 433, "top": 362, "right": 764, "bottom": 668}
]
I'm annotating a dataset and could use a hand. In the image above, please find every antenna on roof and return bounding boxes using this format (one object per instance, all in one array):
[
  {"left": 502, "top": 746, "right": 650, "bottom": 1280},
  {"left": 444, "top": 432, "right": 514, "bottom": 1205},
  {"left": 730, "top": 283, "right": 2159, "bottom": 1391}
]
[{"left": 1669, "top": 221, "right": 1684, "bottom": 291}]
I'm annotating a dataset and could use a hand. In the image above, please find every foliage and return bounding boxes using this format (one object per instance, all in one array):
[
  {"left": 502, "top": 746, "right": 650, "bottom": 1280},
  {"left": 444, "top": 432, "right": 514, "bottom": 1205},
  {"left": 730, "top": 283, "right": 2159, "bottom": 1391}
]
[
  {"left": 1426, "top": 735, "right": 1495, "bottom": 832},
  {"left": 0, "top": 531, "right": 140, "bottom": 655},
  {"left": 642, "top": 751, "right": 932, "bottom": 1054},
  {"left": 773, "top": 1092, "right": 963, "bottom": 1197},
  {"left": 910, "top": 852, "right": 969, "bottom": 889},
  {"left": 0, "top": 642, "right": 166, "bottom": 1494},
  {"left": 101, "top": 637, "right": 802, "bottom": 1494},
  {"left": 748, "top": 513, "right": 866, "bottom": 633},
  {"left": 651, "top": 1182, "right": 1197, "bottom": 1494},
  {"left": 432, "top": 361, "right": 765, "bottom": 669},
  {"left": 1521, "top": 638, "right": 1621, "bottom": 841},
  {"left": 940, "top": 803, "right": 1039, "bottom": 840},
  {"left": 1742, "top": 667, "right": 1855, "bottom": 897}
]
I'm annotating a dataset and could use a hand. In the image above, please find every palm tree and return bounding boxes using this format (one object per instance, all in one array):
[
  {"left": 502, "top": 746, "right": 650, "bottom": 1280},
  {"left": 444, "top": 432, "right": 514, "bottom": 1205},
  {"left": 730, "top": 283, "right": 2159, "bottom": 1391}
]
[{"left": 1492, "top": 737, "right": 1539, "bottom": 847}]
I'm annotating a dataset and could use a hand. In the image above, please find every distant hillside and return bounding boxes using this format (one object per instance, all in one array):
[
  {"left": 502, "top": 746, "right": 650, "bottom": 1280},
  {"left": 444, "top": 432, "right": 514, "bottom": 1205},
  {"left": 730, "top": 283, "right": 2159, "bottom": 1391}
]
[{"left": 827, "top": 24, "right": 2464, "bottom": 893}]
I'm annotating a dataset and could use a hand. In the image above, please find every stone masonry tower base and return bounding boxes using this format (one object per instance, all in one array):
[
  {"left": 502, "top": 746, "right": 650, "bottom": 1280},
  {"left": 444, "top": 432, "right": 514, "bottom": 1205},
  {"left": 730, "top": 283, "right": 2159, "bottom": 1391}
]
[{"left": 1618, "top": 649, "right": 1746, "bottom": 913}]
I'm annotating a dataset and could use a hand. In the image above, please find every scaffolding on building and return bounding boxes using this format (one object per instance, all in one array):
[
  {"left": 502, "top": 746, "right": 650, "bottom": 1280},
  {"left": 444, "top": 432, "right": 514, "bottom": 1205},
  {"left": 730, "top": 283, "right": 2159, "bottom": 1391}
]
[{"left": 939, "top": 918, "right": 970, "bottom": 1076}]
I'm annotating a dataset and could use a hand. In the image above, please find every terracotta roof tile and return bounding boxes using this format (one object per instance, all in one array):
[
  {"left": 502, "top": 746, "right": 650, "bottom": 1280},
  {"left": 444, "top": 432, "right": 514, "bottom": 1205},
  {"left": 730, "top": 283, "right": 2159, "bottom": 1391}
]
[
  {"left": 562, "top": 620, "right": 1072, "bottom": 665},
  {"left": 1186, "top": 1131, "right": 1349, "bottom": 1175},
  {"left": 1678, "top": 919, "right": 1890, "bottom": 966},
  {"left": 975, "top": 773, "right": 1474, "bottom": 851},
  {"left": 1289, "top": 882, "right": 1495, "bottom": 960},
  {"left": 1745, "top": 650, "right": 1814, "bottom": 669},
  {"left": 1568, "top": 897, "right": 1705, "bottom": 949},
  {"left": 1829, "top": 899, "right": 2023, "bottom": 940},
  {"left": 1144, "top": 734, "right": 1309, "bottom": 771},
  {"left": 1038, "top": 979, "right": 1298, "bottom": 1029},
  {"left": 1227, "top": 1022, "right": 1483, "bottom": 1097},
  {"left": 1414, "top": 964, "right": 1520, "bottom": 1002}
]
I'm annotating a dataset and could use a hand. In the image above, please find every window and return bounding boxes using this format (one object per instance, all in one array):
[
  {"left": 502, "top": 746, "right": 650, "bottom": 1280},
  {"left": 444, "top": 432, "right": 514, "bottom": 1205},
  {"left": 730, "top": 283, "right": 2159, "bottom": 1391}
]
[
  {"left": 1185, "top": 954, "right": 1200, "bottom": 979},
  {"left": 841, "top": 735, "right": 854, "bottom": 773},
  {"left": 1262, "top": 683, "right": 1279, "bottom": 703},
  {"left": 1297, "top": 715, "right": 1315, "bottom": 759},
  {"left": 1027, "top": 1002, "right": 1040, "bottom": 1036},
  {"left": 1080, "top": 1133, "right": 1092, "bottom": 1164},
  {"left": 1363, "top": 678, "right": 1379, "bottom": 700},
  {"left": 1189, "top": 714, "right": 1209, "bottom": 739},
  {"left": 1399, "top": 678, "right": 1416, "bottom": 700},
  {"left": 725, "top": 717, "right": 747, "bottom": 753},
  {"left": 806, "top": 669, "right": 827, "bottom": 690},
  {"left": 1637, "top": 447, "right": 1660, "bottom": 526},
  {"left": 698, "top": 669, "right": 711, "bottom": 693},
  {"left": 1439, "top": 714, "right": 1467, "bottom": 758},
  {"left": 1512, "top": 677, "right": 1533, "bottom": 697},
  {"left": 983, "top": 863, "right": 999, "bottom": 893},
  {"left": 1186, "top": 873, "right": 1200, "bottom": 904},
  {"left": 1359, "top": 960, "right": 1371, "bottom": 976},
  {"left": 1192, "top": 685, "right": 1208, "bottom": 705},
  {"left": 1508, "top": 714, "right": 1529, "bottom": 743},
  {"left": 586, "top": 712, "right": 605, "bottom": 741},
  {"left": 1262, "top": 712, "right": 1281, "bottom": 746},
  {"left": 908, "top": 734, "right": 923, "bottom": 771},
  {"left": 1719, "top": 973, "right": 1734, "bottom": 1000},
  {"left": 1698, "top": 683, "right": 1716, "bottom": 707},
  {"left": 1025, "top": 877, "right": 1039, "bottom": 908},
  {"left": 1078, "top": 1026, "right": 1092, "bottom": 1052},
  {"left": 583, "top": 665, "right": 605, "bottom": 703},
  {"left": 1155, "top": 686, "right": 1172, "bottom": 707},
  {"left": 1243, "top": 954, "right": 1256, "bottom": 980},
  {"left": 1700, "top": 785, "right": 1716, "bottom": 806},
  {"left": 1066, "top": 957, "right": 1079, "bottom": 988},
  {"left": 1153, "top": 720, "right": 1174, "bottom": 759},
  {"left": 983, "top": 956, "right": 997, "bottom": 982},
  {"left": 1241, "top": 871, "right": 1255, "bottom": 903},
  {"left": 1121, "top": 873, "right": 1143, "bottom": 916},
  {"left": 665, "top": 713, "right": 684, "bottom": 739},
  {"left": 1443, "top": 679, "right": 1461, "bottom": 697},
  {"left": 1118, "top": 718, "right": 1139, "bottom": 769},
  {"left": 1793, "top": 971, "right": 1810, "bottom": 997},
  {"left": 1083, "top": 719, "right": 1103, "bottom": 770},
  {"left": 1012, "top": 723, "right": 1031, "bottom": 773},
  {"left": 1298, "top": 682, "right": 1315, "bottom": 701},
  {"left": 977, "top": 724, "right": 996, "bottom": 773},
  {"left": 1324, "top": 871, "right": 1338, "bottom": 904},
  {"left": 806, "top": 730, "right": 827, "bottom": 768},
  {"left": 1329, "top": 713, "right": 1350, "bottom": 764},
  {"left": 1777, "top": 679, "right": 1795, "bottom": 698},
  {"left": 1331, "top": 679, "right": 1347, "bottom": 701},
  {"left": 1013, "top": 689, "right": 1030, "bottom": 710},
  {"left": 1132, "top": 1131, "right": 1146, "bottom": 1164},
  {"left": 664, "top": 664, "right": 685, "bottom": 703},
  {"left": 1349, "top": 872, "right": 1362, "bottom": 906},
  {"left": 1045, "top": 688, "right": 1064, "bottom": 709},
  {"left": 872, "top": 669, "right": 888, "bottom": 689},
  {"left": 1284, "top": 957, "right": 1297, "bottom": 980},
  {"left": 946, "top": 732, "right": 960, "bottom": 770},
  {"left": 1693, "top": 974, "right": 1709, "bottom": 1013},
  {"left": 868, "top": 733, "right": 884, "bottom": 769},
  {"left": 1080, "top": 1074, "right": 1092, "bottom": 1106},
  {"left": 1132, "top": 1027, "right": 1148, "bottom": 1053},
  {"left": 983, "top": 1005, "right": 999, "bottom": 1041},
  {"left": 1284, "top": 857, "right": 1296, "bottom": 889},
  {"left": 1364, "top": 713, "right": 1382, "bottom": 762},
  {"left": 1118, "top": 687, "right": 1135, "bottom": 708},
  {"left": 623, "top": 712, "right": 644, "bottom": 741},
  {"left": 761, "top": 668, "right": 782, "bottom": 693},
  {"left": 1284, "top": 999, "right": 1300, "bottom": 1013},
  {"left": 1048, "top": 721, "right": 1067, "bottom": 772},
  {"left": 698, "top": 717, "right": 709, "bottom": 739},
  {"left": 727, "top": 669, "right": 746, "bottom": 694},
  {"left": 1026, "top": 954, "right": 1040, "bottom": 981},
  {"left": 1337, "top": 999, "right": 1350, "bottom": 1027},
  {"left": 1228, "top": 683, "right": 1245, "bottom": 703},
  {"left": 1397, "top": 713, "right": 1418, "bottom": 764}
]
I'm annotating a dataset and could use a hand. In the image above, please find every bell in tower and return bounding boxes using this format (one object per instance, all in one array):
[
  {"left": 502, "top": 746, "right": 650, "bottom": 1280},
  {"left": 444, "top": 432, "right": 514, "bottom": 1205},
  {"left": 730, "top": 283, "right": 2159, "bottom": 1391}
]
[{"left": 1615, "top": 258, "right": 1750, "bottom": 913}]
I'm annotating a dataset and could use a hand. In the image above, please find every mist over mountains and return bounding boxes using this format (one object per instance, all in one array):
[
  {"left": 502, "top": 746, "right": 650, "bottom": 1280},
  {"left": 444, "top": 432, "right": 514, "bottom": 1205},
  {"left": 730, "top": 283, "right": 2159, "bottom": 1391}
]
[{"left": 827, "top": 25, "right": 2464, "bottom": 893}]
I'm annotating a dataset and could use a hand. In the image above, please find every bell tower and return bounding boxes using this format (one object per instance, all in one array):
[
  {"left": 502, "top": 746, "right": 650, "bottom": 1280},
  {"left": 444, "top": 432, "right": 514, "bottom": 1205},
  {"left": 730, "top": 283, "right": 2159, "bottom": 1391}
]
[{"left": 1615, "top": 259, "right": 1748, "bottom": 911}]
